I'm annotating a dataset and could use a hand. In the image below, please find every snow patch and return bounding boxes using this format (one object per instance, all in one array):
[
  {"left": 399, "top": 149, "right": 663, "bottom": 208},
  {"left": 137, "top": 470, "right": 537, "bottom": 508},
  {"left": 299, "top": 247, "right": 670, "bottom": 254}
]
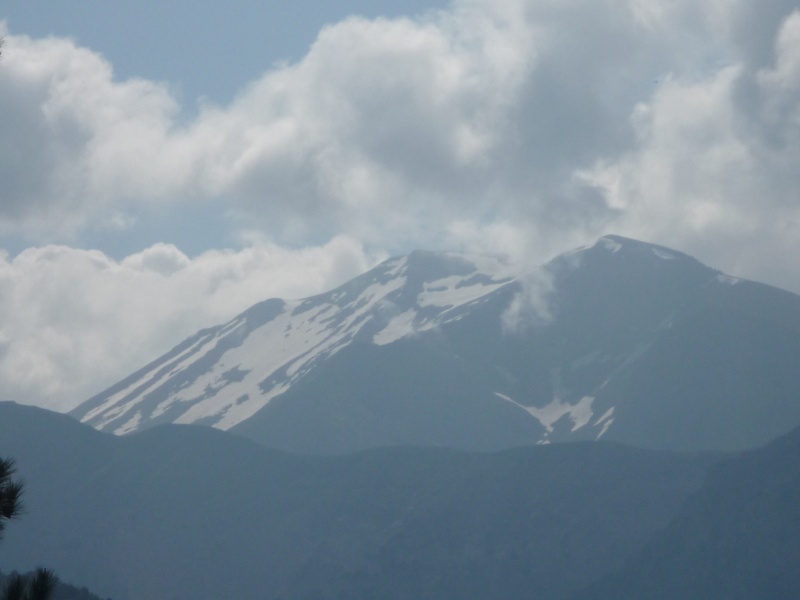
[
  {"left": 114, "top": 411, "right": 143, "bottom": 435},
  {"left": 596, "top": 419, "right": 614, "bottom": 439},
  {"left": 417, "top": 275, "right": 508, "bottom": 309},
  {"left": 84, "top": 330, "right": 224, "bottom": 429},
  {"left": 599, "top": 237, "right": 622, "bottom": 253},
  {"left": 373, "top": 261, "right": 514, "bottom": 344},
  {"left": 716, "top": 274, "right": 741, "bottom": 285},
  {"left": 594, "top": 407, "right": 614, "bottom": 425},
  {"left": 569, "top": 396, "right": 595, "bottom": 431},
  {"left": 652, "top": 248, "right": 676, "bottom": 260},
  {"left": 372, "top": 310, "right": 418, "bottom": 345},
  {"left": 494, "top": 393, "right": 595, "bottom": 434},
  {"left": 593, "top": 407, "right": 615, "bottom": 439}
]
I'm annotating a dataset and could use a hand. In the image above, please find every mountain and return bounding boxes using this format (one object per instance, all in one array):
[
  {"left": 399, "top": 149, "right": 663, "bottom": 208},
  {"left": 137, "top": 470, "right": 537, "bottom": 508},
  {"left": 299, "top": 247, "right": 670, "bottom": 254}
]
[
  {"left": 0, "top": 401, "right": 715, "bottom": 600},
  {"left": 574, "top": 422, "right": 800, "bottom": 599},
  {"left": 71, "top": 235, "right": 800, "bottom": 453}
]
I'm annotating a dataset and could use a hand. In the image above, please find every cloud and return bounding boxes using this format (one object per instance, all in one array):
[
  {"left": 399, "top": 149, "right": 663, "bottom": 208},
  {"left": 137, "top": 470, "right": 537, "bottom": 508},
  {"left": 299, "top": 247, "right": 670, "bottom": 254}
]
[
  {"left": 182, "top": 5, "right": 542, "bottom": 247},
  {"left": 2, "top": 1, "right": 800, "bottom": 411},
  {"left": 501, "top": 266, "right": 556, "bottom": 334},
  {"left": 2, "top": 8, "right": 533, "bottom": 245},
  {"left": 0, "top": 30, "right": 190, "bottom": 238},
  {"left": 0, "top": 236, "right": 371, "bottom": 411},
  {"left": 3, "top": 2, "right": 799, "bottom": 265},
  {"left": 579, "top": 8, "right": 800, "bottom": 290}
]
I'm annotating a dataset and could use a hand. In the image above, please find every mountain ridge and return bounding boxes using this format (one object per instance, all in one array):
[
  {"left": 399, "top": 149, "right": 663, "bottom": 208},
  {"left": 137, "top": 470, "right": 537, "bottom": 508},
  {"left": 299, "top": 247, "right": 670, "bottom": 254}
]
[
  {"left": 71, "top": 235, "right": 800, "bottom": 454},
  {"left": 574, "top": 421, "right": 800, "bottom": 599},
  {"left": 0, "top": 400, "right": 717, "bottom": 600}
]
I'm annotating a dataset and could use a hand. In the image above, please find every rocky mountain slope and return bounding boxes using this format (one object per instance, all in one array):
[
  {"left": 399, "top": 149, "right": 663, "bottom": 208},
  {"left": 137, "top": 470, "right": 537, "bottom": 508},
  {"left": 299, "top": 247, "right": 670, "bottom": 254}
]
[{"left": 72, "top": 235, "right": 800, "bottom": 453}]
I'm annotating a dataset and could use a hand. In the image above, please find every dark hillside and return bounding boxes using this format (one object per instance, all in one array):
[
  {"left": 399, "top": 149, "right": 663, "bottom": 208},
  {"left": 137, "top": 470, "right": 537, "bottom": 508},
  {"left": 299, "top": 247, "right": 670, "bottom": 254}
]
[
  {"left": 0, "top": 401, "right": 717, "bottom": 600},
  {"left": 575, "top": 422, "right": 800, "bottom": 599}
]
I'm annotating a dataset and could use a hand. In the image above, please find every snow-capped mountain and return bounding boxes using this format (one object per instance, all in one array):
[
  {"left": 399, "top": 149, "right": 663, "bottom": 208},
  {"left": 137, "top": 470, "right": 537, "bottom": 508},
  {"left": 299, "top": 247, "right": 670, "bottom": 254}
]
[
  {"left": 72, "top": 235, "right": 800, "bottom": 453},
  {"left": 73, "top": 250, "right": 518, "bottom": 433}
]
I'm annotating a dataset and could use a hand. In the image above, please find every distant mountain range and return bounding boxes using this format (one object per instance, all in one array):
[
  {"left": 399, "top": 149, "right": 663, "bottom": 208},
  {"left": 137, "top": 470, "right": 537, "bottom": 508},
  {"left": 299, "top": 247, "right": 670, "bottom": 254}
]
[
  {"left": 2, "top": 401, "right": 800, "bottom": 599},
  {"left": 6, "top": 234, "right": 800, "bottom": 599},
  {"left": 0, "top": 401, "right": 715, "bottom": 600},
  {"left": 72, "top": 234, "right": 800, "bottom": 454},
  {"left": 575, "top": 422, "right": 800, "bottom": 600}
]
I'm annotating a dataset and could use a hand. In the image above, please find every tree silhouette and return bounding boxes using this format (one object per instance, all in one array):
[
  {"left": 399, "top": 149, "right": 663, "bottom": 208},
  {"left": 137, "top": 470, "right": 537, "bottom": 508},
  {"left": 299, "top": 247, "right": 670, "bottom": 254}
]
[
  {"left": 0, "top": 459, "right": 23, "bottom": 539},
  {"left": 0, "top": 459, "right": 54, "bottom": 600},
  {"left": 2, "top": 570, "right": 55, "bottom": 600}
]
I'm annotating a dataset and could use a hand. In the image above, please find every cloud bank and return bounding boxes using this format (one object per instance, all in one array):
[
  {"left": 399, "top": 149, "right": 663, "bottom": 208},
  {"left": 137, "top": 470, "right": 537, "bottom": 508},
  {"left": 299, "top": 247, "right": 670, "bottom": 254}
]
[
  {"left": 0, "top": 0, "right": 799, "bottom": 409},
  {"left": 0, "top": 237, "right": 370, "bottom": 410}
]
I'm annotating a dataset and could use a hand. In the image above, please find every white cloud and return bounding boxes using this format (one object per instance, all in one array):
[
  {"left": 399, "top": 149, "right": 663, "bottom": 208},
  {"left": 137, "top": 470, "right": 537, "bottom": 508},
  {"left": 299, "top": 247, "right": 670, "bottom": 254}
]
[
  {"left": 2, "top": 1, "right": 800, "bottom": 411},
  {"left": 579, "top": 8, "right": 800, "bottom": 290},
  {"left": 1, "top": 7, "right": 538, "bottom": 246},
  {"left": 4, "top": 1, "right": 795, "bottom": 254},
  {"left": 0, "top": 236, "right": 371, "bottom": 411},
  {"left": 501, "top": 266, "right": 556, "bottom": 334},
  {"left": 0, "top": 31, "right": 190, "bottom": 238}
]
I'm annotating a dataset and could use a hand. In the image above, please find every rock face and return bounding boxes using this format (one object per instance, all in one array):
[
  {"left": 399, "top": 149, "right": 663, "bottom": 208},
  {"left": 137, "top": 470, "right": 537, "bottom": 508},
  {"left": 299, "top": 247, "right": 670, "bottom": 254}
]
[{"left": 72, "top": 235, "right": 800, "bottom": 453}]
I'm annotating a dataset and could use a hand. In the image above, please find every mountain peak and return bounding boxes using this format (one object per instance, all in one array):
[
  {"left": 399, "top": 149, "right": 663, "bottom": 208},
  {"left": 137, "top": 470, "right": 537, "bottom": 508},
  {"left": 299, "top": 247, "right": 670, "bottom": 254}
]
[
  {"left": 401, "top": 248, "right": 514, "bottom": 283},
  {"left": 71, "top": 237, "right": 800, "bottom": 454},
  {"left": 592, "top": 234, "right": 699, "bottom": 263},
  {"left": 72, "top": 247, "right": 519, "bottom": 437}
]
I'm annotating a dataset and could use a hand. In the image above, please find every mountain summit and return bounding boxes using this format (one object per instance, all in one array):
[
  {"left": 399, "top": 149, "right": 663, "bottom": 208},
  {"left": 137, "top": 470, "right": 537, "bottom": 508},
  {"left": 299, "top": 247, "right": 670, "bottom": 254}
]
[{"left": 72, "top": 235, "right": 800, "bottom": 453}]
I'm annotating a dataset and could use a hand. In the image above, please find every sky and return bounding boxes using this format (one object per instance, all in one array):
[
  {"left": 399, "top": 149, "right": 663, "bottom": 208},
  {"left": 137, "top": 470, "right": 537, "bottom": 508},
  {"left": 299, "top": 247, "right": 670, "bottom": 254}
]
[{"left": 1, "top": 0, "right": 799, "bottom": 412}]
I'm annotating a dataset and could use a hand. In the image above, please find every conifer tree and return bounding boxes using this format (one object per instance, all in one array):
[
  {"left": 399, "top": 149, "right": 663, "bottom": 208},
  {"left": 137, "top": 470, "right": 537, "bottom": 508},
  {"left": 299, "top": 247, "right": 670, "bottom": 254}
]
[
  {"left": 0, "top": 459, "right": 55, "bottom": 600},
  {"left": 0, "top": 459, "right": 23, "bottom": 539}
]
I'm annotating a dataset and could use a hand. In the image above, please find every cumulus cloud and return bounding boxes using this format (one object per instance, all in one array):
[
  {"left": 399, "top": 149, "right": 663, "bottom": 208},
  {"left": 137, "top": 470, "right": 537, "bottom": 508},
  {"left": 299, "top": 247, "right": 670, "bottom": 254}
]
[
  {"left": 2, "top": 0, "right": 800, "bottom": 411},
  {"left": 0, "top": 236, "right": 371, "bottom": 410},
  {"left": 0, "top": 6, "right": 536, "bottom": 244},
  {"left": 580, "top": 7, "right": 800, "bottom": 290},
  {"left": 3, "top": 2, "right": 800, "bottom": 263},
  {"left": 0, "top": 30, "right": 191, "bottom": 237}
]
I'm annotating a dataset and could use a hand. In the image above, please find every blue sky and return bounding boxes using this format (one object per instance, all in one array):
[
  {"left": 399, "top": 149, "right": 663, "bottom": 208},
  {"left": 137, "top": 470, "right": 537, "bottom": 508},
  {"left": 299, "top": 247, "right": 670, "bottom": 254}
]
[
  {"left": 3, "top": 1, "right": 449, "bottom": 107},
  {"left": 1, "top": 0, "right": 800, "bottom": 411}
]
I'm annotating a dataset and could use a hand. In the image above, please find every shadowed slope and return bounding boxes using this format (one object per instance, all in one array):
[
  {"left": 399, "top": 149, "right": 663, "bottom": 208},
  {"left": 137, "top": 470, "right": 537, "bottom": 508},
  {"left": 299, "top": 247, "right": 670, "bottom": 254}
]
[{"left": 0, "top": 401, "right": 716, "bottom": 600}]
